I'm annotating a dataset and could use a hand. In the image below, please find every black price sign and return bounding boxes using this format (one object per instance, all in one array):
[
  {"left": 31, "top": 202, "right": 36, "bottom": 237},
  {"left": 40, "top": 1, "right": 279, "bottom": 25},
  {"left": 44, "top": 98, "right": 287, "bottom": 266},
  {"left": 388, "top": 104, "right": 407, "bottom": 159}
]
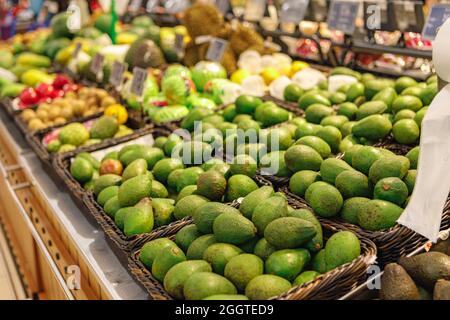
[
  {"left": 131, "top": 67, "right": 148, "bottom": 97},
  {"left": 206, "top": 38, "right": 229, "bottom": 62},
  {"left": 72, "top": 42, "right": 82, "bottom": 59},
  {"left": 175, "top": 33, "right": 184, "bottom": 54},
  {"left": 422, "top": 4, "right": 450, "bottom": 41},
  {"left": 109, "top": 61, "right": 127, "bottom": 87},
  {"left": 90, "top": 53, "right": 105, "bottom": 74},
  {"left": 280, "top": 0, "right": 310, "bottom": 24},
  {"left": 327, "top": 0, "right": 360, "bottom": 35}
]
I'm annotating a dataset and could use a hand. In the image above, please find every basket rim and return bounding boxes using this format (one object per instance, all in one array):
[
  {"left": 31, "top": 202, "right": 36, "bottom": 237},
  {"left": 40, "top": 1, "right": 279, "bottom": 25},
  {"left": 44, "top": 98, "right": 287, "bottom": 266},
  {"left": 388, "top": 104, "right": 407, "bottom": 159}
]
[{"left": 127, "top": 200, "right": 377, "bottom": 301}]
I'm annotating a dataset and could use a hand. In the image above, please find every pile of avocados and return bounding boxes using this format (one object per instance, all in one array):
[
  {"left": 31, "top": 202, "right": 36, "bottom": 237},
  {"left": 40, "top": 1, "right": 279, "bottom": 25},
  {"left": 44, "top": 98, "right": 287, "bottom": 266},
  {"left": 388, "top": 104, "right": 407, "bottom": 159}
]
[
  {"left": 380, "top": 239, "right": 450, "bottom": 300},
  {"left": 139, "top": 186, "right": 363, "bottom": 300},
  {"left": 70, "top": 132, "right": 269, "bottom": 237}
]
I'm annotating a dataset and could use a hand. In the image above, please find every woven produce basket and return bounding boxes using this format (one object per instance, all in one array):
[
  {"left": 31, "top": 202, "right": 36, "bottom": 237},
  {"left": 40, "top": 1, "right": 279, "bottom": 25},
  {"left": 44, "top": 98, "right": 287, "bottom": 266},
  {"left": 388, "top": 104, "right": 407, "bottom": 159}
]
[
  {"left": 127, "top": 199, "right": 377, "bottom": 300},
  {"left": 26, "top": 111, "right": 147, "bottom": 167},
  {"left": 0, "top": 98, "right": 18, "bottom": 118},
  {"left": 281, "top": 186, "right": 450, "bottom": 267}
]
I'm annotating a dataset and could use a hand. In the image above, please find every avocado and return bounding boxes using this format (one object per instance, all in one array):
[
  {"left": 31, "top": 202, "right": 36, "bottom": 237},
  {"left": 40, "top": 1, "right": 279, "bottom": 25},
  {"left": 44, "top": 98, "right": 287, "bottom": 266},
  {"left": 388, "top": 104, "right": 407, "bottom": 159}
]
[
  {"left": 213, "top": 213, "right": 257, "bottom": 245},
  {"left": 352, "top": 114, "right": 392, "bottom": 141},
  {"left": 305, "top": 182, "right": 343, "bottom": 218},
  {"left": 77, "top": 152, "right": 100, "bottom": 170},
  {"left": 93, "top": 174, "right": 122, "bottom": 196},
  {"left": 265, "top": 249, "right": 311, "bottom": 281},
  {"left": 368, "top": 156, "right": 410, "bottom": 184},
  {"left": 406, "top": 146, "right": 419, "bottom": 169},
  {"left": 97, "top": 186, "right": 119, "bottom": 207},
  {"left": 392, "top": 119, "right": 420, "bottom": 145},
  {"left": 358, "top": 199, "right": 403, "bottom": 231},
  {"left": 394, "top": 109, "right": 416, "bottom": 123},
  {"left": 264, "top": 217, "right": 316, "bottom": 249},
  {"left": 193, "top": 202, "right": 240, "bottom": 234},
  {"left": 103, "top": 196, "right": 121, "bottom": 218},
  {"left": 345, "top": 82, "right": 364, "bottom": 101},
  {"left": 340, "top": 197, "right": 370, "bottom": 224},
  {"left": 90, "top": 116, "right": 119, "bottom": 140},
  {"left": 139, "top": 238, "right": 177, "bottom": 269},
  {"left": 70, "top": 158, "right": 94, "bottom": 185},
  {"left": 175, "top": 225, "right": 202, "bottom": 252},
  {"left": 294, "top": 271, "right": 321, "bottom": 286},
  {"left": 239, "top": 236, "right": 260, "bottom": 253},
  {"left": 335, "top": 170, "right": 371, "bottom": 199},
  {"left": 320, "top": 158, "right": 353, "bottom": 184},
  {"left": 295, "top": 122, "right": 321, "bottom": 139},
  {"left": 183, "top": 272, "right": 237, "bottom": 300},
  {"left": 224, "top": 254, "right": 264, "bottom": 292},
  {"left": 320, "top": 115, "right": 349, "bottom": 129},
  {"left": 288, "top": 209, "right": 323, "bottom": 252},
  {"left": 356, "top": 101, "right": 387, "bottom": 120},
  {"left": 311, "top": 249, "right": 327, "bottom": 273},
  {"left": 374, "top": 177, "right": 409, "bottom": 206},
  {"left": 266, "top": 127, "right": 294, "bottom": 151},
  {"left": 196, "top": 170, "right": 227, "bottom": 201},
  {"left": 372, "top": 87, "right": 397, "bottom": 111},
  {"left": 315, "top": 126, "right": 342, "bottom": 154},
  {"left": 259, "top": 151, "right": 292, "bottom": 177},
  {"left": 173, "top": 195, "right": 209, "bottom": 220},
  {"left": 176, "top": 167, "right": 204, "bottom": 193},
  {"left": 245, "top": 275, "right": 291, "bottom": 300},
  {"left": 324, "top": 231, "right": 361, "bottom": 270},
  {"left": 153, "top": 158, "right": 185, "bottom": 184},
  {"left": 122, "top": 159, "right": 148, "bottom": 181},
  {"left": 252, "top": 196, "right": 288, "bottom": 235},
  {"left": 150, "top": 180, "right": 169, "bottom": 198},
  {"left": 392, "top": 95, "right": 423, "bottom": 113},
  {"left": 419, "top": 83, "right": 437, "bottom": 105},
  {"left": 225, "top": 174, "right": 258, "bottom": 202},
  {"left": 163, "top": 260, "right": 212, "bottom": 300},
  {"left": 229, "top": 154, "right": 258, "bottom": 178},
  {"left": 298, "top": 92, "right": 331, "bottom": 110},
  {"left": 433, "top": 279, "right": 450, "bottom": 300},
  {"left": 284, "top": 145, "right": 323, "bottom": 173},
  {"left": 259, "top": 107, "right": 290, "bottom": 127},
  {"left": 395, "top": 76, "right": 417, "bottom": 94},
  {"left": 337, "top": 102, "right": 358, "bottom": 120},
  {"left": 351, "top": 146, "right": 383, "bottom": 174},
  {"left": 186, "top": 234, "right": 217, "bottom": 260},
  {"left": 176, "top": 185, "right": 198, "bottom": 202},
  {"left": 305, "top": 103, "right": 334, "bottom": 124},
  {"left": 380, "top": 263, "right": 420, "bottom": 300},
  {"left": 203, "top": 294, "right": 249, "bottom": 300},
  {"left": 398, "top": 252, "right": 450, "bottom": 290},
  {"left": 289, "top": 170, "right": 321, "bottom": 197},
  {"left": 152, "top": 198, "right": 175, "bottom": 227},
  {"left": 123, "top": 198, "right": 154, "bottom": 236},
  {"left": 295, "top": 136, "right": 331, "bottom": 159},
  {"left": 152, "top": 245, "right": 186, "bottom": 282},
  {"left": 253, "top": 238, "right": 276, "bottom": 260},
  {"left": 239, "top": 186, "right": 274, "bottom": 219},
  {"left": 203, "top": 243, "right": 242, "bottom": 275},
  {"left": 364, "top": 79, "right": 393, "bottom": 100},
  {"left": 117, "top": 174, "right": 152, "bottom": 207}
]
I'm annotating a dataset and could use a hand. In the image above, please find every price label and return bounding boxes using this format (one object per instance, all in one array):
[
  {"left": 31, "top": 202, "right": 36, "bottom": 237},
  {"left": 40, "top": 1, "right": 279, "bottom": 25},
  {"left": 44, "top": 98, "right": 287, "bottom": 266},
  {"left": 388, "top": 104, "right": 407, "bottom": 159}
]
[
  {"left": 280, "top": 0, "right": 309, "bottom": 24},
  {"left": 206, "top": 38, "right": 229, "bottom": 62},
  {"left": 129, "top": 0, "right": 143, "bottom": 12},
  {"left": 164, "top": 0, "right": 190, "bottom": 14},
  {"left": 146, "top": 0, "right": 159, "bottom": 13},
  {"left": 422, "top": 4, "right": 450, "bottom": 40},
  {"left": 327, "top": 0, "right": 360, "bottom": 35},
  {"left": 394, "top": 1, "right": 423, "bottom": 32},
  {"left": 90, "top": 53, "right": 105, "bottom": 74},
  {"left": 310, "top": 0, "right": 329, "bottom": 22},
  {"left": 131, "top": 67, "right": 148, "bottom": 97},
  {"left": 110, "top": 61, "right": 127, "bottom": 87},
  {"left": 175, "top": 33, "right": 184, "bottom": 54},
  {"left": 72, "top": 42, "right": 82, "bottom": 59}
]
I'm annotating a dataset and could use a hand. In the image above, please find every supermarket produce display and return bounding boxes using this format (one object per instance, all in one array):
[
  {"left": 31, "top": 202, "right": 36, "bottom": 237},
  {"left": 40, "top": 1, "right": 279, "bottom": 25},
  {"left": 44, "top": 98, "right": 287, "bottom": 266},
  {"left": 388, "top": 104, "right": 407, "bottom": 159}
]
[{"left": 0, "top": 0, "right": 449, "bottom": 302}]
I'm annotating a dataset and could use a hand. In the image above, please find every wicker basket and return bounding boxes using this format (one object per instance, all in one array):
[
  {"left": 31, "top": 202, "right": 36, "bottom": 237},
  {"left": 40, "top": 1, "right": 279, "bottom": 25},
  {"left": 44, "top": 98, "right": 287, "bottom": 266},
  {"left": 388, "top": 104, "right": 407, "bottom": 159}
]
[
  {"left": 0, "top": 98, "right": 19, "bottom": 118},
  {"left": 281, "top": 186, "right": 450, "bottom": 267},
  {"left": 372, "top": 136, "right": 416, "bottom": 155},
  {"left": 26, "top": 111, "right": 147, "bottom": 167},
  {"left": 127, "top": 203, "right": 377, "bottom": 300}
]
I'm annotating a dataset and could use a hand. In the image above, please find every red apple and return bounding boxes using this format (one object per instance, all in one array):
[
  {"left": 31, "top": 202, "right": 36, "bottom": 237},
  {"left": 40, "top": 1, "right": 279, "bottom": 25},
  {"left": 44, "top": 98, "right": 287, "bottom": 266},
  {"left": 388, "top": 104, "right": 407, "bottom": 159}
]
[
  {"left": 35, "top": 83, "right": 54, "bottom": 98},
  {"left": 99, "top": 159, "right": 123, "bottom": 176},
  {"left": 53, "top": 74, "right": 71, "bottom": 89},
  {"left": 19, "top": 88, "right": 39, "bottom": 105}
]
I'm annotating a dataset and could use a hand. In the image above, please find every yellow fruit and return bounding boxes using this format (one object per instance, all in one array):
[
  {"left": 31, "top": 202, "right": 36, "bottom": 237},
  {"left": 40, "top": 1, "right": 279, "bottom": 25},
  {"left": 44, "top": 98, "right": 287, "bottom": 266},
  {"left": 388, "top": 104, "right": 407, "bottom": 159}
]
[
  {"left": 231, "top": 69, "right": 251, "bottom": 84},
  {"left": 290, "top": 61, "right": 310, "bottom": 77},
  {"left": 279, "top": 65, "right": 292, "bottom": 76},
  {"left": 104, "top": 104, "right": 128, "bottom": 125},
  {"left": 261, "top": 67, "right": 280, "bottom": 85}
]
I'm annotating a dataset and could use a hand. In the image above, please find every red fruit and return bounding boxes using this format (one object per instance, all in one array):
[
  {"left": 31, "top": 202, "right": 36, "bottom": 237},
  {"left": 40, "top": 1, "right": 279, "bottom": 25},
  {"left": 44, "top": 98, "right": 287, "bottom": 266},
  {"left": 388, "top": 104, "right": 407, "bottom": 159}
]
[
  {"left": 99, "top": 159, "right": 123, "bottom": 176},
  {"left": 19, "top": 88, "right": 39, "bottom": 105},
  {"left": 63, "top": 83, "right": 79, "bottom": 92},
  {"left": 48, "top": 89, "right": 64, "bottom": 99},
  {"left": 53, "top": 74, "right": 71, "bottom": 89},
  {"left": 35, "top": 83, "right": 54, "bottom": 98}
]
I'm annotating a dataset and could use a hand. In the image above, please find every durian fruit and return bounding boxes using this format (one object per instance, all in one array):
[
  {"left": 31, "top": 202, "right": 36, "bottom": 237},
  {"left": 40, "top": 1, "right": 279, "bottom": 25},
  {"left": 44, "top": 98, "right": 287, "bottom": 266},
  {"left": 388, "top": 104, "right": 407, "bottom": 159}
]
[
  {"left": 183, "top": 3, "right": 224, "bottom": 39},
  {"left": 229, "top": 23, "right": 265, "bottom": 56},
  {"left": 184, "top": 42, "right": 201, "bottom": 67},
  {"left": 198, "top": 42, "right": 237, "bottom": 74}
]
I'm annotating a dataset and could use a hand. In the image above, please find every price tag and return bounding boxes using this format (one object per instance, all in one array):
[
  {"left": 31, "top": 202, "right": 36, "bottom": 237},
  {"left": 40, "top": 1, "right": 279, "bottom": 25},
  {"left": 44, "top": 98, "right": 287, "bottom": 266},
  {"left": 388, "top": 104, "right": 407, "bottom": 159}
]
[
  {"left": 280, "top": 0, "right": 309, "bottom": 24},
  {"left": 129, "top": 0, "right": 142, "bottom": 12},
  {"left": 175, "top": 33, "right": 184, "bottom": 54},
  {"left": 393, "top": 1, "right": 422, "bottom": 32},
  {"left": 90, "top": 53, "right": 105, "bottom": 74},
  {"left": 164, "top": 0, "right": 190, "bottom": 14},
  {"left": 311, "top": 0, "right": 329, "bottom": 22},
  {"left": 110, "top": 61, "right": 127, "bottom": 87},
  {"left": 146, "top": 0, "right": 159, "bottom": 13},
  {"left": 72, "top": 42, "right": 82, "bottom": 59},
  {"left": 206, "top": 38, "right": 229, "bottom": 62},
  {"left": 422, "top": 4, "right": 450, "bottom": 40},
  {"left": 327, "top": 0, "right": 360, "bottom": 35},
  {"left": 131, "top": 67, "right": 148, "bottom": 97}
]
